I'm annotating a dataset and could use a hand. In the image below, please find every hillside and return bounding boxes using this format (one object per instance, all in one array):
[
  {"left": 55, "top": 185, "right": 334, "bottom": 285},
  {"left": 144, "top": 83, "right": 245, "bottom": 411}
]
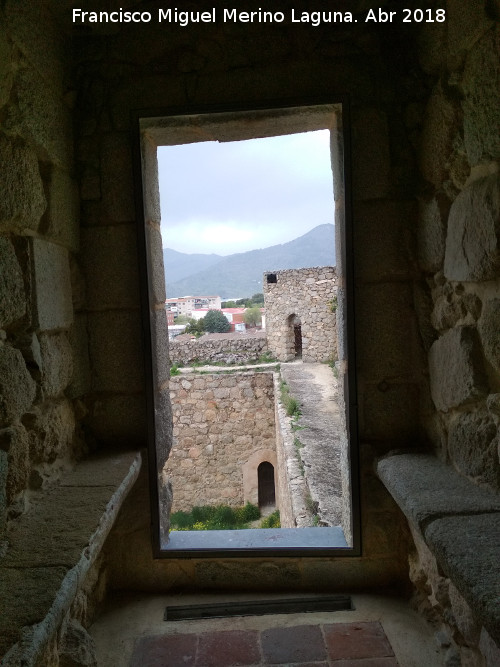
[{"left": 164, "top": 224, "right": 335, "bottom": 299}]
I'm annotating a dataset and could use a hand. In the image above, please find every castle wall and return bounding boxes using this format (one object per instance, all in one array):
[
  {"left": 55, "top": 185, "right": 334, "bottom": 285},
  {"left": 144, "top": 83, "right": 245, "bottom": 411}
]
[
  {"left": 166, "top": 372, "right": 276, "bottom": 512},
  {"left": 263, "top": 267, "right": 337, "bottom": 363}
]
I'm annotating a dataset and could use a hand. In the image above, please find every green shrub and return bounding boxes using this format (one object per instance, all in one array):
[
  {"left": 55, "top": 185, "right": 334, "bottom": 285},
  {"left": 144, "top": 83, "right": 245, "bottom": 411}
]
[
  {"left": 170, "top": 363, "right": 180, "bottom": 376},
  {"left": 260, "top": 510, "right": 280, "bottom": 528},
  {"left": 169, "top": 503, "right": 260, "bottom": 531}
]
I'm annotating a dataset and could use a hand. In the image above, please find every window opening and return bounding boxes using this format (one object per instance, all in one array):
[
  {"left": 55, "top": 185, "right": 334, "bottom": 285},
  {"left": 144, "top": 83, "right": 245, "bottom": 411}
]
[{"left": 136, "top": 103, "right": 359, "bottom": 557}]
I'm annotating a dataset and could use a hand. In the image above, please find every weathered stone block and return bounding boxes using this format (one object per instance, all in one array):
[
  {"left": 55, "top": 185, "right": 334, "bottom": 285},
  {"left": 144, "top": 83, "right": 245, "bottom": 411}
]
[
  {"left": 478, "top": 298, "right": 500, "bottom": 373},
  {"left": 87, "top": 311, "right": 144, "bottom": 392},
  {"left": 4, "top": 1, "right": 65, "bottom": 90},
  {"left": 81, "top": 225, "right": 139, "bottom": 310},
  {"left": 0, "top": 449, "right": 7, "bottom": 534},
  {"left": 67, "top": 314, "right": 91, "bottom": 400},
  {"left": 428, "top": 327, "right": 488, "bottom": 411},
  {"left": 86, "top": 394, "right": 147, "bottom": 446},
  {"left": 0, "top": 134, "right": 46, "bottom": 232},
  {"left": 0, "top": 346, "right": 36, "bottom": 427},
  {"left": 448, "top": 411, "right": 499, "bottom": 489},
  {"left": 152, "top": 309, "right": 170, "bottom": 390},
  {"left": 355, "top": 283, "right": 414, "bottom": 379},
  {"left": 362, "top": 383, "right": 419, "bottom": 441},
  {"left": 462, "top": 29, "right": 500, "bottom": 166},
  {"left": 419, "top": 81, "right": 460, "bottom": 188},
  {"left": 147, "top": 225, "right": 166, "bottom": 306},
  {"left": 354, "top": 201, "right": 416, "bottom": 282},
  {"left": 101, "top": 133, "right": 135, "bottom": 222},
  {"left": 444, "top": 173, "right": 500, "bottom": 281},
  {"left": 26, "top": 399, "right": 75, "bottom": 464},
  {"left": 377, "top": 453, "right": 500, "bottom": 532},
  {"left": 0, "top": 25, "right": 13, "bottom": 110},
  {"left": 42, "top": 167, "right": 80, "bottom": 251},
  {"left": 0, "top": 237, "right": 26, "bottom": 329},
  {"left": 31, "top": 238, "right": 73, "bottom": 331},
  {"left": 417, "top": 194, "right": 450, "bottom": 273},
  {"left": 424, "top": 514, "right": 500, "bottom": 647},
  {"left": 39, "top": 332, "right": 73, "bottom": 398},
  {"left": 59, "top": 618, "right": 97, "bottom": 667},
  {"left": 351, "top": 108, "right": 390, "bottom": 200},
  {"left": 447, "top": 0, "right": 494, "bottom": 64},
  {"left": 0, "top": 424, "right": 30, "bottom": 503}
]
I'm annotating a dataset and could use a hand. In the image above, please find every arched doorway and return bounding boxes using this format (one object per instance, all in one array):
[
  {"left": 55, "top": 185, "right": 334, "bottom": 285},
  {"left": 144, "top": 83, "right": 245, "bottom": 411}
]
[
  {"left": 286, "top": 314, "right": 303, "bottom": 359},
  {"left": 258, "top": 461, "right": 276, "bottom": 509}
]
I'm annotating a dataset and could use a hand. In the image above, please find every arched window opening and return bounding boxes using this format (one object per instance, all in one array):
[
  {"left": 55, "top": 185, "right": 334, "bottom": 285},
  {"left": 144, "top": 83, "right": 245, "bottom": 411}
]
[{"left": 258, "top": 461, "right": 276, "bottom": 510}]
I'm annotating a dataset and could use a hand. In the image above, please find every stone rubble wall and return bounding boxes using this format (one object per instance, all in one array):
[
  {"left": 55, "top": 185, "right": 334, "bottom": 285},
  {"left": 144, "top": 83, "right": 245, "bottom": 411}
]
[
  {"left": 263, "top": 267, "right": 337, "bottom": 363},
  {"left": 0, "top": 4, "right": 87, "bottom": 540},
  {"left": 169, "top": 333, "right": 268, "bottom": 366},
  {"left": 165, "top": 372, "right": 276, "bottom": 512},
  {"left": 407, "top": 8, "right": 500, "bottom": 665}
]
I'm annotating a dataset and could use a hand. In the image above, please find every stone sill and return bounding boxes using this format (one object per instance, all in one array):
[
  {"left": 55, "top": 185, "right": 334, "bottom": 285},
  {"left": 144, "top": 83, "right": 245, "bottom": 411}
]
[
  {"left": 162, "top": 525, "right": 349, "bottom": 556},
  {"left": 0, "top": 450, "right": 142, "bottom": 664},
  {"left": 376, "top": 452, "right": 500, "bottom": 646}
]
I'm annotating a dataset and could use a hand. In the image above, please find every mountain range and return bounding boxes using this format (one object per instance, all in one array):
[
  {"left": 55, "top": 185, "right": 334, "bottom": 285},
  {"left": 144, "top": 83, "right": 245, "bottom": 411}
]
[{"left": 163, "top": 224, "right": 335, "bottom": 299}]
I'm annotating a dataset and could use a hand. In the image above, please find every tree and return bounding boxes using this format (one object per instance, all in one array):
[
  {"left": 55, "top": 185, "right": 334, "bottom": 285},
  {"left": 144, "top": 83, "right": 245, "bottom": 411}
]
[
  {"left": 244, "top": 306, "right": 262, "bottom": 327},
  {"left": 251, "top": 293, "right": 264, "bottom": 304},
  {"left": 204, "top": 310, "right": 231, "bottom": 333},
  {"left": 221, "top": 300, "right": 237, "bottom": 308},
  {"left": 184, "top": 317, "right": 205, "bottom": 336}
]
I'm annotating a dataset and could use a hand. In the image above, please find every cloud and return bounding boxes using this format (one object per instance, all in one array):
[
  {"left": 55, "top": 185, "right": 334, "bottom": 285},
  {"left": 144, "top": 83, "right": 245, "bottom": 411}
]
[{"left": 158, "top": 129, "right": 334, "bottom": 255}]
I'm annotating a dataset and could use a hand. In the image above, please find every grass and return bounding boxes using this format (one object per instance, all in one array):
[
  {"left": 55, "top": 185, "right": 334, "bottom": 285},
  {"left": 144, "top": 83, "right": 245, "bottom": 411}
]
[
  {"left": 260, "top": 510, "right": 280, "bottom": 528},
  {"left": 280, "top": 380, "right": 301, "bottom": 418},
  {"left": 170, "top": 502, "right": 260, "bottom": 531},
  {"left": 170, "top": 363, "right": 180, "bottom": 376}
]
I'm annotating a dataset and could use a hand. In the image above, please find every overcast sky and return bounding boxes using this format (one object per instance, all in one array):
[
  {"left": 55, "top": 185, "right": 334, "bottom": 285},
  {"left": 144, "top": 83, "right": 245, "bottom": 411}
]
[{"left": 157, "top": 130, "right": 335, "bottom": 256}]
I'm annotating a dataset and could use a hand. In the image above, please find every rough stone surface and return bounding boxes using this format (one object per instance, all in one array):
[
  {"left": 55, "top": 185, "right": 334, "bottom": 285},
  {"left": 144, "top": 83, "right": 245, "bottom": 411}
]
[
  {"left": 418, "top": 195, "right": 450, "bottom": 274},
  {"left": 447, "top": 411, "right": 499, "bottom": 490},
  {"left": 377, "top": 453, "right": 500, "bottom": 532},
  {"left": 478, "top": 298, "right": 500, "bottom": 373},
  {"left": 0, "top": 423, "right": 30, "bottom": 503},
  {"left": 31, "top": 238, "right": 73, "bottom": 331},
  {"left": 0, "top": 236, "right": 26, "bottom": 328},
  {"left": 263, "top": 267, "right": 337, "bottom": 363},
  {"left": 170, "top": 332, "right": 267, "bottom": 366},
  {"left": 101, "top": 133, "right": 135, "bottom": 222},
  {"left": 59, "top": 619, "right": 97, "bottom": 667},
  {"left": 424, "top": 514, "right": 500, "bottom": 646},
  {"left": 0, "top": 345, "right": 36, "bottom": 427},
  {"left": 444, "top": 173, "right": 500, "bottom": 282},
  {"left": 166, "top": 371, "right": 276, "bottom": 511},
  {"left": 87, "top": 311, "right": 144, "bottom": 393},
  {"left": 428, "top": 327, "right": 488, "bottom": 411},
  {"left": 26, "top": 399, "right": 76, "bottom": 465},
  {"left": 81, "top": 225, "right": 139, "bottom": 310},
  {"left": 0, "top": 134, "right": 46, "bottom": 232},
  {"left": 419, "top": 81, "right": 459, "bottom": 189},
  {"left": 462, "top": 28, "right": 500, "bottom": 166},
  {"left": 351, "top": 107, "right": 390, "bottom": 200},
  {"left": 67, "top": 314, "right": 91, "bottom": 399},
  {"left": 85, "top": 394, "right": 147, "bottom": 446},
  {"left": 43, "top": 167, "right": 80, "bottom": 251},
  {"left": 39, "top": 332, "right": 74, "bottom": 398}
]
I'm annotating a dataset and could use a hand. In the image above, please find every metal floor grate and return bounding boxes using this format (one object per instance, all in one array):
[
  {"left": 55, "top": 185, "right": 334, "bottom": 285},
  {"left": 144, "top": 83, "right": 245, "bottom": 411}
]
[{"left": 164, "top": 595, "right": 353, "bottom": 621}]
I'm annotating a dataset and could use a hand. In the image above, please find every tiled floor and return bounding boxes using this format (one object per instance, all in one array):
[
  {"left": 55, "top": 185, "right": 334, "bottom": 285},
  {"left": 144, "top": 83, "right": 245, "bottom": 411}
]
[{"left": 129, "top": 621, "right": 399, "bottom": 667}]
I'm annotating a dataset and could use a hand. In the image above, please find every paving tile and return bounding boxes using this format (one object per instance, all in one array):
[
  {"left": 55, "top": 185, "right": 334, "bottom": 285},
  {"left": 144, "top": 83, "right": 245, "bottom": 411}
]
[
  {"left": 323, "top": 622, "right": 394, "bottom": 660},
  {"left": 129, "top": 633, "right": 197, "bottom": 666},
  {"left": 261, "top": 624, "right": 327, "bottom": 664},
  {"left": 330, "top": 659, "right": 399, "bottom": 666},
  {"left": 196, "top": 629, "right": 261, "bottom": 667}
]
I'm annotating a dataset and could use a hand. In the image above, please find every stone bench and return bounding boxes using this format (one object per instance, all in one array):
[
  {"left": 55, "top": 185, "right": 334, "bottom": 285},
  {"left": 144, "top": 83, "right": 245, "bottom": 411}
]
[
  {"left": 0, "top": 450, "right": 142, "bottom": 665},
  {"left": 377, "top": 452, "right": 500, "bottom": 651}
]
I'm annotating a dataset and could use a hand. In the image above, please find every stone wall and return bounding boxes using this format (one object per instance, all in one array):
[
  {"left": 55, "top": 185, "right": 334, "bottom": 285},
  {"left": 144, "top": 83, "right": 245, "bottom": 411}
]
[
  {"left": 0, "top": 4, "right": 86, "bottom": 540},
  {"left": 406, "top": 6, "right": 500, "bottom": 661},
  {"left": 263, "top": 267, "right": 337, "bottom": 362},
  {"left": 165, "top": 372, "right": 276, "bottom": 512},
  {"left": 169, "top": 332, "right": 268, "bottom": 366}
]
